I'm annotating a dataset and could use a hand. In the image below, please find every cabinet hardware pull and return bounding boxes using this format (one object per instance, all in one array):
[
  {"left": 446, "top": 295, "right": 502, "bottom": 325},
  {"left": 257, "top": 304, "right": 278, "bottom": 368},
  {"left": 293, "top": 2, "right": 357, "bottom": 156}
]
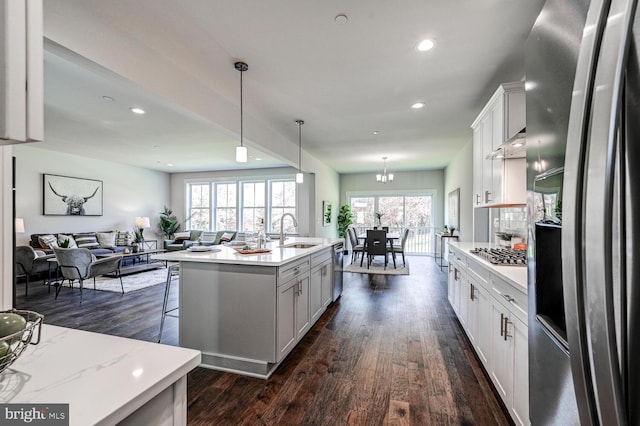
[
  {"left": 502, "top": 294, "right": 515, "bottom": 303},
  {"left": 470, "top": 284, "right": 475, "bottom": 301},
  {"left": 485, "top": 190, "right": 492, "bottom": 202},
  {"left": 475, "top": 193, "right": 481, "bottom": 204},
  {"left": 503, "top": 317, "right": 511, "bottom": 341},
  {"left": 500, "top": 313, "right": 504, "bottom": 336}
]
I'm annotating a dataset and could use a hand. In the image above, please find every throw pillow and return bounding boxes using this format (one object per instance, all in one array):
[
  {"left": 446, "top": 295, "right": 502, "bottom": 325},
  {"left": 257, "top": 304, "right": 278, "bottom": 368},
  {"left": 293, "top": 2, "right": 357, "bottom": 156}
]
[
  {"left": 57, "top": 234, "right": 78, "bottom": 248},
  {"left": 96, "top": 232, "right": 116, "bottom": 249},
  {"left": 34, "top": 250, "right": 47, "bottom": 257},
  {"left": 115, "top": 230, "right": 132, "bottom": 246},
  {"left": 200, "top": 231, "right": 217, "bottom": 242},
  {"left": 73, "top": 232, "right": 100, "bottom": 249},
  {"left": 220, "top": 232, "right": 235, "bottom": 242},
  {"left": 38, "top": 234, "right": 59, "bottom": 250},
  {"left": 173, "top": 231, "right": 191, "bottom": 242}
]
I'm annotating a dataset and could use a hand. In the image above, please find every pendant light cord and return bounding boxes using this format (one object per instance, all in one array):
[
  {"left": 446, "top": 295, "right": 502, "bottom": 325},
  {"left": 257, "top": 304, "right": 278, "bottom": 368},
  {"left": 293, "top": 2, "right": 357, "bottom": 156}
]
[{"left": 240, "top": 68, "right": 244, "bottom": 148}]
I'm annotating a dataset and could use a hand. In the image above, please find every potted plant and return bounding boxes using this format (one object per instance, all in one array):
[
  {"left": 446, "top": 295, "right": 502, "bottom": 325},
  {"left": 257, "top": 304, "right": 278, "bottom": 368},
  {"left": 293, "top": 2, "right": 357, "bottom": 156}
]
[
  {"left": 337, "top": 204, "right": 353, "bottom": 239},
  {"left": 374, "top": 211, "right": 384, "bottom": 228},
  {"left": 158, "top": 206, "right": 181, "bottom": 239}
]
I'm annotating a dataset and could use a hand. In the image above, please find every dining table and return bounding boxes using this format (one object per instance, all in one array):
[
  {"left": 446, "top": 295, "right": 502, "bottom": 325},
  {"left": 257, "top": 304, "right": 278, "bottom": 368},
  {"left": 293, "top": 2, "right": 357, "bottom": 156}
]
[{"left": 357, "top": 231, "right": 400, "bottom": 268}]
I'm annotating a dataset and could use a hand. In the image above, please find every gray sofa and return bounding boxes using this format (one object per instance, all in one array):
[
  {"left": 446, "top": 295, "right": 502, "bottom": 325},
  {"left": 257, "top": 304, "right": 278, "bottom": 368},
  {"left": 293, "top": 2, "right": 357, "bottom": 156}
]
[
  {"left": 29, "top": 231, "right": 133, "bottom": 256},
  {"left": 164, "top": 230, "right": 237, "bottom": 251}
]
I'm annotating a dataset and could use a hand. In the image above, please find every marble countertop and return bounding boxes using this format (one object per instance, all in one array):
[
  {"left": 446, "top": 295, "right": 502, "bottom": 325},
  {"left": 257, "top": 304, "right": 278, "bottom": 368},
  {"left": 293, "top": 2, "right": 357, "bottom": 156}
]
[
  {"left": 448, "top": 241, "right": 528, "bottom": 292},
  {"left": 1, "top": 325, "right": 201, "bottom": 425},
  {"left": 152, "top": 237, "right": 344, "bottom": 267}
]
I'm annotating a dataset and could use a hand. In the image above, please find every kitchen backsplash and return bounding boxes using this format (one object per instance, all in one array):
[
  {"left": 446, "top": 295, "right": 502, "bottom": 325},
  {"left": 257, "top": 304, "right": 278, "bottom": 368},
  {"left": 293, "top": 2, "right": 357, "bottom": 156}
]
[{"left": 492, "top": 206, "right": 527, "bottom": 240}]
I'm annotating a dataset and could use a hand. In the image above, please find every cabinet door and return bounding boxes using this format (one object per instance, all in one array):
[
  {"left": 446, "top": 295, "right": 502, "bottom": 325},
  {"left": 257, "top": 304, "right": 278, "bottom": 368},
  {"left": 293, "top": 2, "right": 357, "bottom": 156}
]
[
  {"left": 511, "top": 316, "right": 529, "bottom": 426},
  {"left": 491, "top": 102, "right": 504, "bottom": 205},
  {"left": 295, "top": 275, "right": 310, "bottom": 338},
  {"left": 457, "top": 269, "right": 468, "bottom": 328},
  {"left": 448, "top": 261, "right": 456, "bottom": 308},
  {"left": 310, "top": 266, "right": 324, "bottom": 324},
  {"left": 466, "top": 280, "right": 479, "bottom": 346},
  {"left": 472, "top": 125, "right": 484, "bottom": 206},
  {"left": 277, "top": 281, "right": 297, "bottom": 361},
  {"left": 481, "top": 114, "right": 493, "bottom": 204},
  {"left": 321, "top": 261, "right": 333, "bottom": 308},
  {"left": 490, "top": 300, "right": 514, "bottom": 405},
  {"left": 475, "top": 283, "right": 492, "bottom": 366}
]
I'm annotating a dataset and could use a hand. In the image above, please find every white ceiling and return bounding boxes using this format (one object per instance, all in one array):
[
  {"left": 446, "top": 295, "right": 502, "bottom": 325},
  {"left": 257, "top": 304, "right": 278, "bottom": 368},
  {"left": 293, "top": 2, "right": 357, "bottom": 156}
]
[{"left": 40, "top": 0, "right": 545, "bottom": 174}]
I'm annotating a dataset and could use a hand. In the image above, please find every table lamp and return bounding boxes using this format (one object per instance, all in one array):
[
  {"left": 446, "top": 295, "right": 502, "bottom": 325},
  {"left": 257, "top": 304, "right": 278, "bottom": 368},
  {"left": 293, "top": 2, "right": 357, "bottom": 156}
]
[{"left": 134, "top": 216, "right": 150, "bottom": 243}]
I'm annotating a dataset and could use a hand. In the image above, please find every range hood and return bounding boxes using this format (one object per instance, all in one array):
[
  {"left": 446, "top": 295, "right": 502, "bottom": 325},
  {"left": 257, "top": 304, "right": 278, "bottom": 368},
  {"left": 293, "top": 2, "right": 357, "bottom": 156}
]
[{"left": 486, "top": 128, "right": 526, "bottom": 160}]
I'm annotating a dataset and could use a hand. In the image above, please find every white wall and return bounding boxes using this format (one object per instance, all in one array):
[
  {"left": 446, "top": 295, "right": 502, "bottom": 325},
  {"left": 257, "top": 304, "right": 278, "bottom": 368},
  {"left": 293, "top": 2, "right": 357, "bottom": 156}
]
[
  {"left": 340, "top": 169, "right": 445, "bottom": 229},
  {"left": 13, "top": 145, "right": 170, "bottom": 246},
  {"left": 444, "top": 140, "right": 474, "bottom": 242},
  {"left": 1, "top": 146, "right": 14, "bottom": 309}
]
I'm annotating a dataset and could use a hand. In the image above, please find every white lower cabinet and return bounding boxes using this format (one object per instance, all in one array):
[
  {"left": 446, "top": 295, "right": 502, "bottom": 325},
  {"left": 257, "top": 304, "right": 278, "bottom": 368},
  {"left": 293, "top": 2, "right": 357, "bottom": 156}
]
[
  {"left": 448, "top": 245, "right": 529, "bottom": 425},
  {"left": 310, "top": 250, "right": 333, "bottom": 324},
  {"left": 277, "top": 258, "right": 311, "bottom": 362}
]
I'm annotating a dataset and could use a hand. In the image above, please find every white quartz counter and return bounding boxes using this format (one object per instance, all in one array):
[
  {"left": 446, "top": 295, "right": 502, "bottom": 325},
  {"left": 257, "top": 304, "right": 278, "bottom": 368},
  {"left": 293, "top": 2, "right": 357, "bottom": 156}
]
[
  {"left": 152, "top": 237, "right": 344, "bottom": 267},
  {"left": 1, "top": 325, "right": 201, "bottom": 425},
  {"left": 448, "top": 241, "right": 527, "bottom": 292}
]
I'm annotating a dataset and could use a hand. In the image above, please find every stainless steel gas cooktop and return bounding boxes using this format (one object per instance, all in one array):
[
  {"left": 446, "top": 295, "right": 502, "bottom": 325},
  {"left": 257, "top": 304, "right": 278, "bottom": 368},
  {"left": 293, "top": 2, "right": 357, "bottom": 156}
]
[{"left": 469, "top": 247, "right": 527, "bottom": 266}]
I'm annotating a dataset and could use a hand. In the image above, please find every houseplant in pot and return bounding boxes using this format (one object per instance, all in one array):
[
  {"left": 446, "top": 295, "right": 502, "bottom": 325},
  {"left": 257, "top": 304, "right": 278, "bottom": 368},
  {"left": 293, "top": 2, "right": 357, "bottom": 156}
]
[
  {"left": 158, "top": 206, "right": 181, "bottom": 239},
  {"left": 337, "top": 204, "right": 353, "bottom": 247}
]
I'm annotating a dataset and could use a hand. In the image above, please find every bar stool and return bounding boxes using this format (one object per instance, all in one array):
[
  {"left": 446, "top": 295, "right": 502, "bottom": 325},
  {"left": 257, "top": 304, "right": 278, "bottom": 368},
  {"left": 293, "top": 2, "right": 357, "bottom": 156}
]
[{"left": 158, "top": 263, "right": 179, "bottom": 343}]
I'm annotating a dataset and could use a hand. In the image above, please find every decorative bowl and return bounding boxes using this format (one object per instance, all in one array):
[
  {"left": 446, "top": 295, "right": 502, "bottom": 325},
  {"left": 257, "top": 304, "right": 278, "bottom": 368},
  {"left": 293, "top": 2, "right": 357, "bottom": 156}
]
[{"left": 0, "top": 309, "right": 43, "bottom": 374}]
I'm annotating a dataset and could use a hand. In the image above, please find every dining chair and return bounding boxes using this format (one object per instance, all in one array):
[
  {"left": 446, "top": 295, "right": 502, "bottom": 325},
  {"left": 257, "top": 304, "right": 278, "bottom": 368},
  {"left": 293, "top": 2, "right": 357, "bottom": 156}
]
[
  {"left": 391, "top": 228, "right": 410, "bottom": 267},
  {"left": 382, "top": 226, "right": 389, "bottom": 232},
  {"left": 53, "top": 247, "right": 123, "bottom": 299},
  {"left": 347, "top": 227, "right": 365, "bottom": 263},
  {"left": 360, "top": 229, "right": 390, "bottom": 269},
  {"left": 15, "top": 246, "right": 55, "bottom": 296}
]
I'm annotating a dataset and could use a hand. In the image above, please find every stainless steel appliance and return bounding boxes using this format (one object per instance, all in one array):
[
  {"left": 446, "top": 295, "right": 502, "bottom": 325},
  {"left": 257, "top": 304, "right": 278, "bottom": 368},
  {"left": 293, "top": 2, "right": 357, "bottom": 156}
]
[
  {"left": 469, "top": 248, "right": 527, "bottom": 266},
  {"left": 332, "top": 242, "right": 344, "bottom": 302},
  {"left": 527, "top": 0, "right": 640, "bottom": 424}
]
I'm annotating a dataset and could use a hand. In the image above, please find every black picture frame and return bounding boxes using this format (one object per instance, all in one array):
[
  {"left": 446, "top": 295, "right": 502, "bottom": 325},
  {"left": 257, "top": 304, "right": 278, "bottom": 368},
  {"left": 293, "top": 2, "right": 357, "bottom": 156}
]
[{"left": 43, "top": 174, "right": 103, "bottom": 216}]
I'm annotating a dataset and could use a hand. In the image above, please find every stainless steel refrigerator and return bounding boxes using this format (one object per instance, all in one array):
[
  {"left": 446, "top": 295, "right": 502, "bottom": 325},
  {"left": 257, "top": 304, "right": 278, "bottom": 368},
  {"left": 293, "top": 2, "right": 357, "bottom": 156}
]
[{"left": 527, "top": 0, "right": 640, "bottom": 424}]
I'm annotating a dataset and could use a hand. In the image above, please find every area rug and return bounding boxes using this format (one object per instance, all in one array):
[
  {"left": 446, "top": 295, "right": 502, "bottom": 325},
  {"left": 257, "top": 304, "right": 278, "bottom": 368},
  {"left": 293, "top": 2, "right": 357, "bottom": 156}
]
[
  {"left": 63, "top": 267, "right": 172, "bottom": 294},
  {"left": 344, "top": 258, "right": 409, "bottom": 275}
]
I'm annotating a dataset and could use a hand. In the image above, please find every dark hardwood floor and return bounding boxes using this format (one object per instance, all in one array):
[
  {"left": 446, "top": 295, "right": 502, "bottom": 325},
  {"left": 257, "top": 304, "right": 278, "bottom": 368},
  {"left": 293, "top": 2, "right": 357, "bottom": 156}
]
[{"left": 16, "top": 255, "right": 509, "bottom": 425}]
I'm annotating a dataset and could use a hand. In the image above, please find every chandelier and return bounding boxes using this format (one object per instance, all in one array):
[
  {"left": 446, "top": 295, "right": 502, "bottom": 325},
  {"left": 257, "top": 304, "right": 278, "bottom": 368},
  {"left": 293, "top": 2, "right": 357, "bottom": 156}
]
[{"left": 376, "top": 157, "right": 394, "bottom": 183}]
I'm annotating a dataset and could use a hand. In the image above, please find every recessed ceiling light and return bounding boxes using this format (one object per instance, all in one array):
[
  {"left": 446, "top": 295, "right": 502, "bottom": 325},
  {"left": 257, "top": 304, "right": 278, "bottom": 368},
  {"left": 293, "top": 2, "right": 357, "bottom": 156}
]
[
  {"left": 373, "top": 130, "right": 380, "bottom": 135},
  {"left": 130, "top": 107, "right": 145, "bottom": 114},
  {"left": 102, "top": 95, "right": 114, "bottom": 102},
  {"left": 335, "top": 14, "right": 348, "bottom": 25},
  {"left": 167, "top": 163, "right": 174, "bottom": 167},
  {"left": 411, "top": 102, "right": 425, "bottom": 109},
  {"left": 416, "top": 39, "right": 436, "bottom": 52},
  {"left": 256, "top": 157, "right": 263, "bottom": 161}
]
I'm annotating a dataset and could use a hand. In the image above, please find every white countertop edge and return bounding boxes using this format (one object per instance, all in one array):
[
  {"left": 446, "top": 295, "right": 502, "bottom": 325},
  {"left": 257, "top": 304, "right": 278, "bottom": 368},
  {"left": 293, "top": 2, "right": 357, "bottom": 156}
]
[
  {"left": 448, "top": 241, "right": 527, "bottom": 292},
  {"left": 7, "top": 325, "right": 201, "bottom": 426},
  {"left": 152, "top": 237, "right": 344, "bottom": 267}
]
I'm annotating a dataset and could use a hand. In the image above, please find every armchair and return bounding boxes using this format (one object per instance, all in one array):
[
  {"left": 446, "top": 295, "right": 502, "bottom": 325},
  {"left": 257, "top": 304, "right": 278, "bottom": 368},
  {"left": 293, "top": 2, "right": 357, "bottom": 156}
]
[
  {"left": 53, "top": 247, "right": 123, "bottom": 300},
  {"left": 15, "top": 246, "right": 55, "bottom": 296}
]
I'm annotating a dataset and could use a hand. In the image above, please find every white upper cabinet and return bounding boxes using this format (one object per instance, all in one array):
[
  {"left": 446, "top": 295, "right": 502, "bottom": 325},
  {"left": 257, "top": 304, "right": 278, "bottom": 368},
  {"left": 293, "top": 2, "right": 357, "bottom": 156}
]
[
  {"left": 471, "top": 82, "right": 526, "bottom": 207},
  {"left": 1, "top": 0, "right": 44, "bottom": 145}
]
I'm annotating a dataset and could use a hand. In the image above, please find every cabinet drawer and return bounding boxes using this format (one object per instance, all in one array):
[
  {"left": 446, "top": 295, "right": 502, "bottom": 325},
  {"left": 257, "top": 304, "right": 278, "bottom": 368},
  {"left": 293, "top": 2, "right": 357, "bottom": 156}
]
[
  {"left": 311, "top": 249, "right": 332, "bottom": 268},
  {"left": 467, "top": 256, "right": 490, "bottom": 287},
  {"left": 278, "top": 257, "right": 310, "bottom": 285},
  {"left": 448, "top": 247, "right": 467, "bottom": 267},
  {"left": 490, "top": 274, "right": 527, "bottom": 323}
]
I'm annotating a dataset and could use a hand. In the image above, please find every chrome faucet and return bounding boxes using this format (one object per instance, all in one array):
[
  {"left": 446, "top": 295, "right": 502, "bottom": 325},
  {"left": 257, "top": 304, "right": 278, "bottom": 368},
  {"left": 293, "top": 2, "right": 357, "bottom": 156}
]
[{"left": 279, "top": 213, "right": 298, "bottom": 245}]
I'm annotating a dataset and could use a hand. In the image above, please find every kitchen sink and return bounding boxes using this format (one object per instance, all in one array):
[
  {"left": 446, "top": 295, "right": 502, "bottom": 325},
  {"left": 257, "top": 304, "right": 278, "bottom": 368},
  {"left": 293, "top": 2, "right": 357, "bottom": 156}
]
[{"left": 279, "top": 243, "right": 318, "bottom": 249}]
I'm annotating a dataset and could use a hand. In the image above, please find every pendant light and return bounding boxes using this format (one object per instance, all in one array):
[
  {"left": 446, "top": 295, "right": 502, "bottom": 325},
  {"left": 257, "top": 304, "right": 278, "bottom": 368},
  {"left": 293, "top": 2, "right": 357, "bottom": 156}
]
[
  {"left": 376, "top": 157, "right": 394, "bottom": 183},
  {"left": 235, "top": 61, "right": 248, "bottom": 163},
  {"left": 295, "top": 119, "right": 304, "bottom": 183}
]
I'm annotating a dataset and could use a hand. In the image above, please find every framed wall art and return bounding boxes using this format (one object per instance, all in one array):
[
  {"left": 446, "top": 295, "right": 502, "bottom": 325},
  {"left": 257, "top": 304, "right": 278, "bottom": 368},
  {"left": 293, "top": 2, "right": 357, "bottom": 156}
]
[
  {"left": 323, "top": 201, "right": 332, "bottom": 226},
  {"left": 43, "top": 174, "right": 103, "bottom": 216}
]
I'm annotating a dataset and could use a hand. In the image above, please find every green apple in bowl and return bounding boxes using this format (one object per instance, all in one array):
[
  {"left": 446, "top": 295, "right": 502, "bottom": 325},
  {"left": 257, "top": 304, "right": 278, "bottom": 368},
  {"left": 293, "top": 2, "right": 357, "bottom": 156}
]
[
  {"left": 0, "top": 341, "right": 9, "bottom": 360},
  {"left": 0, "top": 313, "right": 27, "bottom": 344}
]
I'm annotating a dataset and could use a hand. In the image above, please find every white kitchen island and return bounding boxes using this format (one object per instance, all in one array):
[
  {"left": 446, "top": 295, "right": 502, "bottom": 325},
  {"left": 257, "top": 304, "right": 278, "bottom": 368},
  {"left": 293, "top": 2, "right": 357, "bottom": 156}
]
[
  {"left": 0, "top": 325, "right": 201, "bottom": 426},
  {"left": 153, "top": 237, "right": 343, "bottom": 379}
]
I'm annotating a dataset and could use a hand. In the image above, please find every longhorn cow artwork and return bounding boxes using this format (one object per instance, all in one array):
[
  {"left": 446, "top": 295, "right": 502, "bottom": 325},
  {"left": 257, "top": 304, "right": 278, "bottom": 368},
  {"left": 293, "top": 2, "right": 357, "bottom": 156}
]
[{"left": 43, "top": 174, "right": 103, "bottom": 216}]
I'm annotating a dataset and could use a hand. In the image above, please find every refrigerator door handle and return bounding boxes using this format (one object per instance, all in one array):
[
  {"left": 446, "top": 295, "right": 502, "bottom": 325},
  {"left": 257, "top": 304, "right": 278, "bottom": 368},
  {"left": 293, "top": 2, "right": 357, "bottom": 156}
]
[
  {"left": 581, "top": 0, "right": 637, "bottom": 423},
  {"left": 562, "top": 0, "right": 613, "bottom": 424}
]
